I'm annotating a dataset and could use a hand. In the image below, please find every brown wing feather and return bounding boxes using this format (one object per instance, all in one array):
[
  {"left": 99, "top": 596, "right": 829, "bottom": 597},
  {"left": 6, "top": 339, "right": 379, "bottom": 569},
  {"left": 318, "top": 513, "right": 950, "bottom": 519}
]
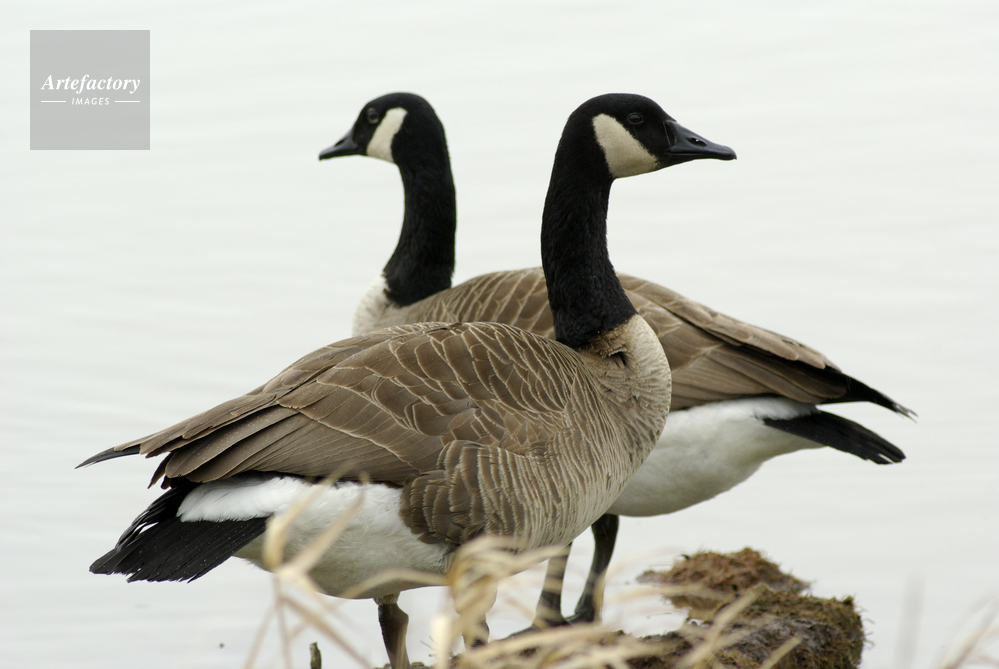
[
  {"left": 394, "top": 268, "right": 859, "bottom": 410},
  {"left": 107, "top": 322, "right": 587, "bottom": 548},
  {"left": 162, "top": 325, "right": 560, "bottom": 472}
]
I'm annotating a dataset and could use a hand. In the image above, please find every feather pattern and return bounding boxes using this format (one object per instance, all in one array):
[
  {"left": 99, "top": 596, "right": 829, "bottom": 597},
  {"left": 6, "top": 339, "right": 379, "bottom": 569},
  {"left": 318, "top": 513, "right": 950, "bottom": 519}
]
[
  {"left": 362, "top": 267, "right": 906, "bottom": 413},
  {"left": 107, "top": 319, "right": 668, "bottom": 553}
]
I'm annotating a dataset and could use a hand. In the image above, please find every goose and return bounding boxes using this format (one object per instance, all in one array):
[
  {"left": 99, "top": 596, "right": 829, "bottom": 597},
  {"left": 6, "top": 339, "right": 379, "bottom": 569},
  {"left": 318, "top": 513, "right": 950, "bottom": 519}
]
[
  {"left": 79, "top": 93, "right": 735, "bottom": 669},
  {"left": 319, "top": 92, "right": 912, "bottom": 628}
]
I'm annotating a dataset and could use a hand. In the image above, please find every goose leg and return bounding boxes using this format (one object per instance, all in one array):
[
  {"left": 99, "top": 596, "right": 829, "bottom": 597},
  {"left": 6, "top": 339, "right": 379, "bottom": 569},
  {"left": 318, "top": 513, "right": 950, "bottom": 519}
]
[
  {"left": 503, "top": 543, "right": 571, "bottom": 637},
  {"left": 376, "top": 594, "right": 410, "bottom": 669},
  {"left": 462, "top": 588, "right": 496, "bottom": 650},
  {"left": 531, "top": 544, "right": 571, "bottom": 628},
  {"left": 566, "top": 513, "right": 619, "bottom": 624}
]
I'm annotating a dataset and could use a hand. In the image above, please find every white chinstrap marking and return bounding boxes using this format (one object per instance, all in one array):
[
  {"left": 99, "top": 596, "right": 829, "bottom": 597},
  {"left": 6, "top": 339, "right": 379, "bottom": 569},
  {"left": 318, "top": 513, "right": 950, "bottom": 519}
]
[
  {"left": 592, "top": 114, "right": 659, "bottom": 178},
  {"left": 608, "top": 397, "right": 822, "bottom": 517},
  {"left": 366, "top": 107, "right": 408, "bottom": 163},
  {"left": 179, "top": 475, "right": 448, "bottom": 599}
]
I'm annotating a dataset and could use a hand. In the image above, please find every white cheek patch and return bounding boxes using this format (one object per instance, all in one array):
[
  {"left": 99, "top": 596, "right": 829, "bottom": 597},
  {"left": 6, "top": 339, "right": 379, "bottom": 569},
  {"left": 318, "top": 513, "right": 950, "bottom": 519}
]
[
  {"left": 592, "top": 114, "right": 659, "bottom": 178},
  {"left": 366, "top": 107, "right": 408, "bottom": 163}
]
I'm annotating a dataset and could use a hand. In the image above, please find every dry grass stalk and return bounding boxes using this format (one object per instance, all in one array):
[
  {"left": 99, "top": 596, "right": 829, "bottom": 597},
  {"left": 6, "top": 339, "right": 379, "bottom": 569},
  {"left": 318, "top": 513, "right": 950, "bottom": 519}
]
[
  {"left": 634, "top": 550, "right": 864, "bottom": 669},
  {"left": 938, "top": 599, "right": 999, "bottom": 669},
  {"left": 672, "top": 584, "right": 767, "bottom": 669},
  {"left": 638, "top": 548, "right": 808, "bottom": 621},
  {"left": 435, "top": 537, "right": 664, "bottom": 669},
  {"left": 244, "top": 474, "right": 372, "bottom": 669},
  {"left": 244, "top": 485, "right": 676, "bottom": 669},
  {"left": 439, "top": 537, "right": 558, "bottom": 655},
  {"left": 247, "top": 496, "right": 879, "bottom": 669}
]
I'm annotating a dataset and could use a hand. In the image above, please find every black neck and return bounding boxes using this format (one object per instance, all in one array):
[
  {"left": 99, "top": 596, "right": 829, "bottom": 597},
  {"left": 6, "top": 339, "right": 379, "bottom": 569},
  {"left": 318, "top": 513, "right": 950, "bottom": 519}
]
[
  {"left": 382, "top": 146, "right": 456, "bottom": 308},
  {"left": 541, "top": 128, "right": 638, "bottom": 349}
]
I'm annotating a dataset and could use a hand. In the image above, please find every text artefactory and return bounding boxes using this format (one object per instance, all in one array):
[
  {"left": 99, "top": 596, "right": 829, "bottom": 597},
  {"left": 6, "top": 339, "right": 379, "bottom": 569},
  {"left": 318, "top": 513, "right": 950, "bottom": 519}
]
[{"left": 41, "top": 74, "right": 141, "bottom": 95}]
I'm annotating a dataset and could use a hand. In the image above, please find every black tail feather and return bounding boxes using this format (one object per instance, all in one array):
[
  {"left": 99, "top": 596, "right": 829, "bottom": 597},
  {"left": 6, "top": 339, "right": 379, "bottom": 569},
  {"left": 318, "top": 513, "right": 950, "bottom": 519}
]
[
  {"left": 764, "top": 410, "right": 906, "bottom": 464},
  {"left": 90, "top": 482, "right": 268, "bottom": 582},
  {"left": 822, "top": 373, "right": 916, "bottom": 419}
]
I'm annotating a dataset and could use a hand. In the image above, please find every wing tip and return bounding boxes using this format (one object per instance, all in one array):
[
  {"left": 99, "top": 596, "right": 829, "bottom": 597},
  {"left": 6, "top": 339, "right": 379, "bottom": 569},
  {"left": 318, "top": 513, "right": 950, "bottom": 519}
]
[{"left": 76, "top": 444, "right": 142, "bottom": 469}]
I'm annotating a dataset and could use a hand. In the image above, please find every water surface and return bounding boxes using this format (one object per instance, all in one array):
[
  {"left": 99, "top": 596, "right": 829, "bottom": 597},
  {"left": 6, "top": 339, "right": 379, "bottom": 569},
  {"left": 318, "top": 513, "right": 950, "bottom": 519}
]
[{"left": 2, "top": 2, "right": 997, "bottom": 667}]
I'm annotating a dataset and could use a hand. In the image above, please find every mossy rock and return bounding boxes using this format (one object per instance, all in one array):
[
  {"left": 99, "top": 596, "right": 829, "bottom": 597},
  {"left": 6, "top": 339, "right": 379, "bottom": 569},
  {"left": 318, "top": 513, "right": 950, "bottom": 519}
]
[
  {"left": 638, "top": 547, "right": 809, "bottom": 619},
  {"left": 633, "top": 548, "right": 864, "bottom": 668},
  {"left": 373, "top": 548, "right": 864, "bottom": 669}
]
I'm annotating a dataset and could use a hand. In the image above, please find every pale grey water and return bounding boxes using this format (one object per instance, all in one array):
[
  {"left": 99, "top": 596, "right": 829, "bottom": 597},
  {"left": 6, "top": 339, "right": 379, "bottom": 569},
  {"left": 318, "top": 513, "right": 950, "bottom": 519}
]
[{"left": 2, "top": 2, "right": 997, "bottom": 668}]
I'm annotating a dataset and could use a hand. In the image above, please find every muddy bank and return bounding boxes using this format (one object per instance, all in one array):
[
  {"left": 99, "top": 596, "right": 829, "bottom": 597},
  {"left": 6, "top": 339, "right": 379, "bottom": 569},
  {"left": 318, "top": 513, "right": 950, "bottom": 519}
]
[{"left": 364, "top": 548, "right": 865, "bottom": 669}]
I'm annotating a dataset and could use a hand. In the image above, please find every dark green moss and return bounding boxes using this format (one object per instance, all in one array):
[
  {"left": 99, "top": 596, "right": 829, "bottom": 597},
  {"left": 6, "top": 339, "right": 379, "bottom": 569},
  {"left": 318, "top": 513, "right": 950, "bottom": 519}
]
[
  {"left": 638, "top": 547, "right": 809, "bottom": 618},
  {"left": 375, "top": 549, "right": 865, "bottom": 669},
  {"left": 631, "top": 549, "right": 864, "bottom": 669}
]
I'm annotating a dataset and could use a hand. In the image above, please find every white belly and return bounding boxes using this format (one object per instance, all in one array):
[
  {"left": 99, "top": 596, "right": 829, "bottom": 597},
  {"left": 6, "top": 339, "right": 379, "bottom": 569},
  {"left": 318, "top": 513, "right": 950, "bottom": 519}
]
[
  {"left": 179, "top": 476, "right": 449, "bottom": 598},
  {"left": 608, "top": 398, "right": 820, "bottom": 517}
]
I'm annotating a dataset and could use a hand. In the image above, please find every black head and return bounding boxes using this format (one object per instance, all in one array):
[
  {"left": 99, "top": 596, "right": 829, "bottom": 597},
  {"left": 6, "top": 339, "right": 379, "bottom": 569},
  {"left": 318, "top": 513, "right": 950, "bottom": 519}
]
[
  {"left": 319, "top": 93, "right": 456, "bottom": 308},
  {"left": 318, "top": 92, "right": 448, "bottom": 168},
  {"left": 560, "top": 93, "right": 736, "bottom": 181}
]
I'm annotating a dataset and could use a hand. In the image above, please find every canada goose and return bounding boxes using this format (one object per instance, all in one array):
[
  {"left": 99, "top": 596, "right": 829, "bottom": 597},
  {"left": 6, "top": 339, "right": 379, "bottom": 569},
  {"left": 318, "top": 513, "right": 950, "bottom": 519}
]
[
  {"left": 80, "top": 94, "right": 733, "bottom": 669},
  {"left": 319, "top": 93, "right": 911, "bottom": 628}
]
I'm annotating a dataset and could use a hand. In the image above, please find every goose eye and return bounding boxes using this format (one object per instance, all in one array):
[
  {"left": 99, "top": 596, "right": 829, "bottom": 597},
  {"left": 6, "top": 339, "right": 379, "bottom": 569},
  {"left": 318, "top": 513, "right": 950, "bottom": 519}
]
[
  {"left": 365, "top": 107, "right": 380, "bottom": 124},
  {"left": 627, "top": 113, "right": 644, "bottom": 125}
]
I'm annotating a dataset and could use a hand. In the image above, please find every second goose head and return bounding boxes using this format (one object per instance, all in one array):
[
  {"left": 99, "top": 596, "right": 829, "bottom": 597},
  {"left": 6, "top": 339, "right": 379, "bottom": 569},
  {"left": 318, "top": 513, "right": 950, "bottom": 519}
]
[
  {"left": 320, "top": 92, "right": 456, "bottom": 310},
  {"left": 319, "top": 92, "right": 452, "bottom": 170}
]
